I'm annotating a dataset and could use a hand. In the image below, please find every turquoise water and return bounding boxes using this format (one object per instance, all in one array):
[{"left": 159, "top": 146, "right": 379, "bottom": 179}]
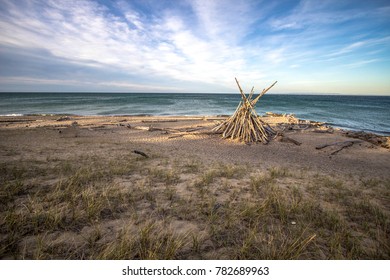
[{"left": 0, "top": 92, "right": 389, "bottom": 135}]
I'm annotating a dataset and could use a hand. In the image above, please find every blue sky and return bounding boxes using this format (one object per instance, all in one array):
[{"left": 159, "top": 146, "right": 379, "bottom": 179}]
[{"left": 0, "top": 0, "right": 389, "bottom": 94}]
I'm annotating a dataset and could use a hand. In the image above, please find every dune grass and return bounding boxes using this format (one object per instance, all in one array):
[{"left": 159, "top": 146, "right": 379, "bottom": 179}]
[{"left": 0, "top": 154, "right": 389, "bottom": 260}]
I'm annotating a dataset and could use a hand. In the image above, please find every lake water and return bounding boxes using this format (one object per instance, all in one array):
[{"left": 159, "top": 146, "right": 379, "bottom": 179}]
[{"left": 0, "top": 92, "right": 389, "bottom": 135}]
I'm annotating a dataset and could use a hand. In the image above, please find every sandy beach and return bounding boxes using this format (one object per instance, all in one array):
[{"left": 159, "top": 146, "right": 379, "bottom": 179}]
[{"left": 1, "top": 114, "right": 389, "bottom": 259}]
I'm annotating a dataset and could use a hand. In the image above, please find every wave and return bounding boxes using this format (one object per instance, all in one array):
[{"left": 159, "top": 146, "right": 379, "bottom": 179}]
[{"left": 0, "top": 113, "right": 24, "bottom": 117}]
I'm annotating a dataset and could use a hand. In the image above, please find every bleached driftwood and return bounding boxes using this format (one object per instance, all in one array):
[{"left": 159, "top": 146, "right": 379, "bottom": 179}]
[{"left": 213, "top": 78, "right": 277, "bottom": 144}]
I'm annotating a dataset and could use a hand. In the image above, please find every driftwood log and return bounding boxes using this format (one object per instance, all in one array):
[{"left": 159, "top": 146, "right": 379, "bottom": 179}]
[
  {"left": 316, "top": 140, "right": 362, "bottom": 155},
  {"left": 276, "top": 133, "right": 302, "bottom": 145},
  {"left": 133, "top": 150, "right": 149, "bottom": 158}
]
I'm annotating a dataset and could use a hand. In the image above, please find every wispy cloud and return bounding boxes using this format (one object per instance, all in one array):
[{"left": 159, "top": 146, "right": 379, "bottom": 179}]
[
  {"left": 326, "top": 37, "right": 390, "bottom": 58},
  {"left": 342, "top": 59, "right": 380, "bottom": 69},
  {"left": 268, "top": 0, "right": 387, "bottom": 31},
  {"left": 326, "top": 41, "right": 367, "bottom": 57},
  {"left": 189, "top": 0, "right": 260, "bottom": 41}
]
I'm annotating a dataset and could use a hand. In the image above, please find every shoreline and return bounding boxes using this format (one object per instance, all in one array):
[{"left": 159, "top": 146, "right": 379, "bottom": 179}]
[
  {"left": 1, "top": 113, "right": 389, "bottom": 259},
  {"left": 1, "top": 112, "right": 389, "bottom": 136},
  {"left": 1, "top": 113, "right": 389, "bottom": 145}
]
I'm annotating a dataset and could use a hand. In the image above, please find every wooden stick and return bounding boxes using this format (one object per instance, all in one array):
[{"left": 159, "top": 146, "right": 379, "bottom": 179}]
[
  {"left": 133, "top": 150, "right": 149, "bottom": 158},
  {"left": 330, "top": 142, "right": 354, "bottom": 155},
  {"left": 248, "top": 86, "right": 255, "bottom": 100},
  {"left": 315, "top": 140, "right": 361, "bottom": 150},
  {"left": 315, "top": 140, "right": 362, "bottom": 155},
  {"left": 252, "top": 81, "right": 277, "bottom": 106},
  {"left": 235, "top": 77, "right": 249, "bottom": 103}
]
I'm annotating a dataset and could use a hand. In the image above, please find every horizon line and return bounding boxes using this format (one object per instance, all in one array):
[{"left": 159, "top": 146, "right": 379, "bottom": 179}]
[{"left": 0, "top": 91, "right": 390, "bottom": 96}]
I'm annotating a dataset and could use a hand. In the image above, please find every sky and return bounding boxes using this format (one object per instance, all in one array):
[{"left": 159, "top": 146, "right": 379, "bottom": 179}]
[{"left": 0, "top": 0, "right": 389, "bottom": 94}]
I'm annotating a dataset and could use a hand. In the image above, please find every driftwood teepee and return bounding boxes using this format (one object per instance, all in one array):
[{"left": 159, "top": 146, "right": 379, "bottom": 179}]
[{"left": 213, "top": 78, "right": 277, "bottom": 144}]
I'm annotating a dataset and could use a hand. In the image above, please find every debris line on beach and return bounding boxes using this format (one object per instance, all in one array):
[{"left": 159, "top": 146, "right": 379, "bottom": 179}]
[{"left": 213, "top": 78, "right": 277, "bottom": 144}]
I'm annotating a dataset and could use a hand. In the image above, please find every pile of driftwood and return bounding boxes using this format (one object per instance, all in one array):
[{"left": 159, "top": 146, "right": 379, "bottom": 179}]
[
  {"left": 343, "top": 130, "right": 390, "bottom": 149},
  {"left": 213, "top": 78, "right": 277, "bottom": 144}
]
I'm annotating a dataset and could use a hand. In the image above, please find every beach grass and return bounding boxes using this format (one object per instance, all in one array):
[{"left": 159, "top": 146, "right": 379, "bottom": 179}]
[{"left": 1, "top": 152, "right": 389, "bottom": 260}]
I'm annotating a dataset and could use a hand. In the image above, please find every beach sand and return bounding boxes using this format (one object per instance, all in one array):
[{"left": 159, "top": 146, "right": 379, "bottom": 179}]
[{"left": 1, "top": 114, "right": 389, "bottom": 259}]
